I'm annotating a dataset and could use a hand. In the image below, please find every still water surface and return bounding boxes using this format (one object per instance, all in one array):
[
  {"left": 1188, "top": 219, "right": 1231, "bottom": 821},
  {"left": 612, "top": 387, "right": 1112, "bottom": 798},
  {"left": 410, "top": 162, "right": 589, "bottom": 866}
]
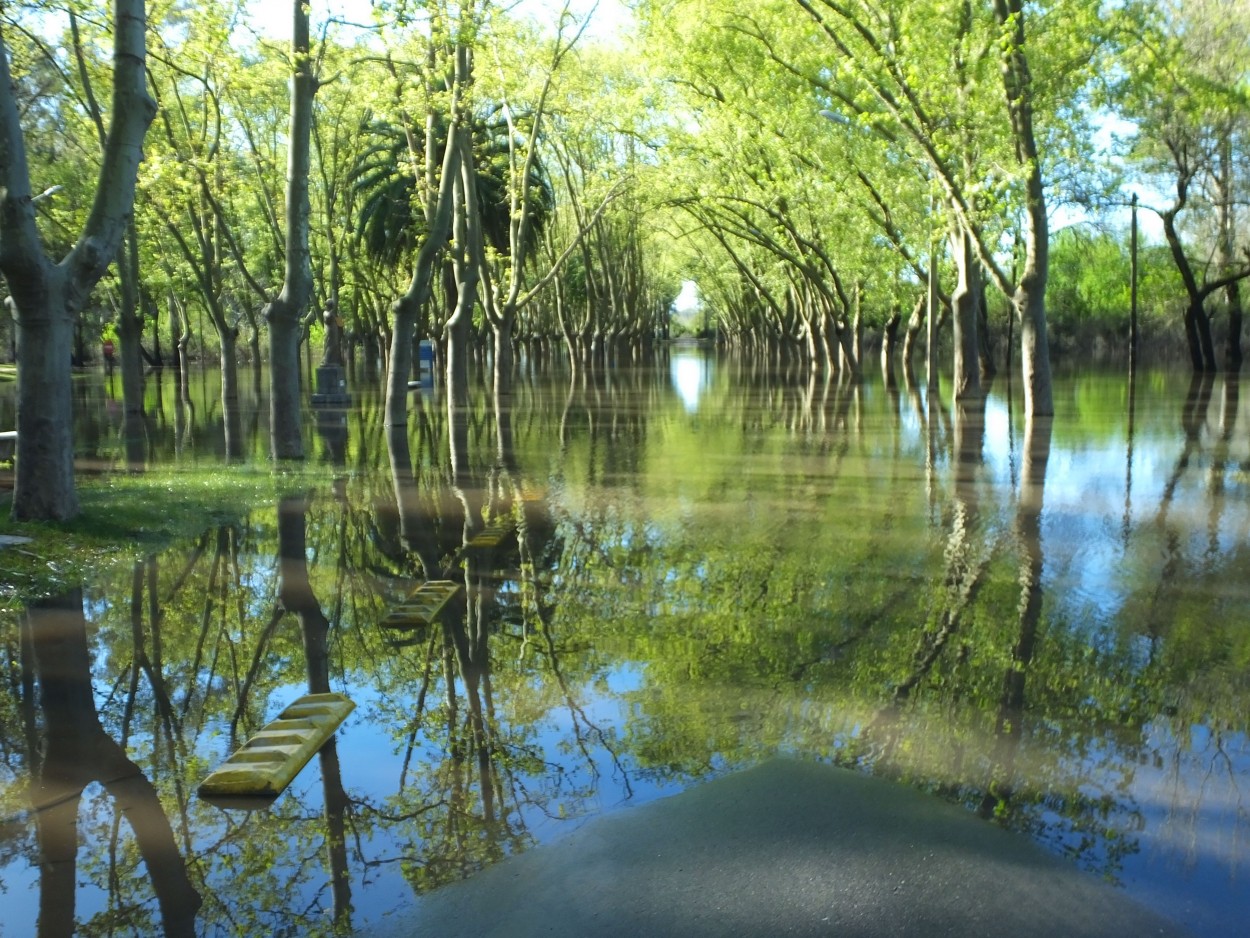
[{"left": 1, "top": 353, "right": 1249, "bottom": 936}]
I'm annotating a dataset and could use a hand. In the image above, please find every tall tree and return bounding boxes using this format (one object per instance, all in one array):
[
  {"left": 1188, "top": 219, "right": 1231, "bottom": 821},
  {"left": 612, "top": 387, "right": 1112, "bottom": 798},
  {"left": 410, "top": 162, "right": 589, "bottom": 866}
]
[
  {"left": 789, "top": 0, "right": 1061, "bottom": 413},
  {"left": 476, "top": 5, "right": 579, "bottom": 397},
  {"left": 0, "top": 0, "right": 156, "bottom": 520},
  {"left": 383, "top": 2, "right": 472, "bottom": 430},
  {"left": 266, "top": 0, "right": 317, "bottom": 459},
  {"left": 143, "top": 9, "right": 279, "bottom": 460},
  {"left": 1118, "top": 0, "right": 1250, "bottom": 372},
  {"left": 63, "top": 8, "right": 150, "bottom": 462}
]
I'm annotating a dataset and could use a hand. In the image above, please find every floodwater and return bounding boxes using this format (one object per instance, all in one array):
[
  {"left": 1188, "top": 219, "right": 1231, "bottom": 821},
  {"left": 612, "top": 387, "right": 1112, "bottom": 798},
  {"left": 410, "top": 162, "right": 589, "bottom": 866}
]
[{"left": 1, "top": 351, "right": 1249, "bottom": 937}]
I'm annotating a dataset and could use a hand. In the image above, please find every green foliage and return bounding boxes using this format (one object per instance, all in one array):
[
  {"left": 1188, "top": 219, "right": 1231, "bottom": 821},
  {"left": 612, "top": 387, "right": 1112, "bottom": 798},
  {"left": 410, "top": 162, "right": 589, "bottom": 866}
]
[
  {"left": 4, "top": 0, "right": 1246, "bottom": 369},
  {"left": 1048, "top": 228, "right": 1133, "bottom": 327},
  {"left": 350, "top": 113, "right": 424, "bottom": 268},
  {"left": 349, "top": 109, "right": 554, "bottom": 268},
  {"left": 1045, "top": 226, "right": 1188, "bottom": 350}
]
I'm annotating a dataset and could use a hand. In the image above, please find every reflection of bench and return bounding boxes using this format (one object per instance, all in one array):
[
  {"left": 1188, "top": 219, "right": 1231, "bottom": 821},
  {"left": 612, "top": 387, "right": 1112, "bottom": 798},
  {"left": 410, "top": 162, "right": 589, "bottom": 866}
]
[{"left": 0, "top": 431, "right": 15, "bottom": 461}]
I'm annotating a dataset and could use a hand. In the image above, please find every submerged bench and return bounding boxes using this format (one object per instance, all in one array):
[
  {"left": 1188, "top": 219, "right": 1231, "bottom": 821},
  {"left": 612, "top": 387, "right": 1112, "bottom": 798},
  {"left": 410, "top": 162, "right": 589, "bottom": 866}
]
[
  {"left": 380, "top": 579, "right": 462, "bottom": 630},
  {"left": 198, "top": 692, "right": 355, "bottom": 799}
]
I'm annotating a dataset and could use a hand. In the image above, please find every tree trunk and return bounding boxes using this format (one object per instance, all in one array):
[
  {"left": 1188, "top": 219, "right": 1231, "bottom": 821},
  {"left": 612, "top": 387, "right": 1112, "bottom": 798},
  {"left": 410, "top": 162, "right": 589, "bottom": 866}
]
[
  {"left": 12, "top": 274, "right": 77, "bottom": 519},
  {"left": 803, "top": 320, "right": 821, "bottom": 368},
  {"left": 901, "top": 294, "right": 923, "bottom": 385},
  {"left": 977, "top": 282, "right": 995, "bottom": 380},
  {"left": 169, "top": 295, "right": 183, "bottom": 373},
  {"left": 267, "top": 296, "right": 304, "bottom": 455},
  {"left": 266, "top": 0, "right": 315, "bottom": 460},
  {"left": 384, "top": 138, "right": 461, "bottom": 428},
  {"left": 446, "top": 294, "right": 473, "bottom": 410},
  {"left": 1160, "top": 183, "right": 1217, "bottom": 371},
  {"left": 494, "top": 316, "right": 515, "bottom": 401},
  {"left": 1181, "top": 300, "right": 1211, "bottom": 372},
  {"left": 117, "top": 222, "right": 147, "bottom": 468},
  {"left": 1016, "top": 268, "right": 1054, "bottom": 414},
  {"left": 1218, "top": 133, "right": 1242, "bottom": 371},
  {"left": 1226, "top": 279, "right": 1243, "bottom": 372},
  {"left": 994, "top": 0, "right": 1054, "bottom": 416},
  {"left": 926, "top": 241, "right": 940, "bottom": 391},
  {"left": 221, "top": 328, "right": 243, "bottom": 461},
  {"left": 0, "top": 0, "right": 155, "bottom": 520},
  {"left": 881, "top": 311, "right": 900, "bottom": 386},
  {"left": 950, "top": 228, "right": 982, "bottom": 401},
  {"left": 386, "top": 30, "right": 477, "bottom": 430},
  {"left": 852, "top": 281, "right": 863, "bottom": 367}
]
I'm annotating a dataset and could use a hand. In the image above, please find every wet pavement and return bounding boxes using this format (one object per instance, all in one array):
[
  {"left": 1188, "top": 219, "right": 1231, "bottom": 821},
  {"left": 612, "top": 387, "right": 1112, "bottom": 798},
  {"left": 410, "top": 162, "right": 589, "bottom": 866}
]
[{"left": 389, "top": 759, "right": 1190, "bottom": 938}]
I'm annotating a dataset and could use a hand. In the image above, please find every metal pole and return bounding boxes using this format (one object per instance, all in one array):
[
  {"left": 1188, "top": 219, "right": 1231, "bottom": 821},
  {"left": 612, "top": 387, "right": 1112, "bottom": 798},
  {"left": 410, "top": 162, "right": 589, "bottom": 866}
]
[
  {"left": 927, "top": 236, "right": 939, "bottom": 391},
  {"left": 1130, "top": 192, "right": 1139, "bottom": 374}
]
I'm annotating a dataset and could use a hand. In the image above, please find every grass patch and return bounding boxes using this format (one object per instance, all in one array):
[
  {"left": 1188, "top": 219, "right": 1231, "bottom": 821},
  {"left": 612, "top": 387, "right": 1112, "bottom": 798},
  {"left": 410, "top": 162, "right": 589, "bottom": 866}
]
[{"left": 0, "top": 464, "right": 323, "bottom": 610}]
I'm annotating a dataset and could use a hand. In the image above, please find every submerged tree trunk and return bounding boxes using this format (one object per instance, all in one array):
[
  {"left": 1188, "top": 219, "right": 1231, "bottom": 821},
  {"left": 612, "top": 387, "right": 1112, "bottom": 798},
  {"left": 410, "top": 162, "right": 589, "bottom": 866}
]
[
  {"left": 1161, "top": 204, "right": 1217, "bottom": 372},
  {"left": 1218, "top": 133, "right": 1242, "bottom": 371},
  {"left": 10, "top": 278, "right": 77, "bottom": 519},
  {"left": 1227, "top": 279, "right": 1244, "bottom": 372},
  {"left": 977, "top": 283, "right": 995, "bottom": 380},
  {"left": 385, "top": 121, "right": 461, "bottom": 428},
  {"left": 446, "top": 281, "right": 473, "bottom": 411},
  {"left": 881, "top": 311, "right": 900, "bottom": 386},
  {"left": 493, "top": 318, "right": 515, "bottom": 403},
  {"left": 900, "top": 294, "right": 924, "bottom": 385}
]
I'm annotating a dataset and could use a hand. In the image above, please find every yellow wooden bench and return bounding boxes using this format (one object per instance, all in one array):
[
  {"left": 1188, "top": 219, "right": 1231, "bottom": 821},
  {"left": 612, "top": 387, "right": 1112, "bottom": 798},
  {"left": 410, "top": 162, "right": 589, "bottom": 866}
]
[{"left": 198, "top": 693, "right": 355, "bottom": 799}]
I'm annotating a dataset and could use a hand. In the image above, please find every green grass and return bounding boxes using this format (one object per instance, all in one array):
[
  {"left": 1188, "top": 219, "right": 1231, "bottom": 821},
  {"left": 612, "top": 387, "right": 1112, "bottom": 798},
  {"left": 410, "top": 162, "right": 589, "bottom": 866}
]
[{"left": 0, "top": 464, "right": 322, "bottom": 610}]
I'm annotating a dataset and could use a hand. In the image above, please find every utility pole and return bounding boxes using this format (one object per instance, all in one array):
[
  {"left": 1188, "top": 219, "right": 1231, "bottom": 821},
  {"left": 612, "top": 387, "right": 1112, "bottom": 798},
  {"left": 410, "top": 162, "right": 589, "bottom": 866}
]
[{"left": 1130, "top": 192, "right": 1139, "bottom": 375}]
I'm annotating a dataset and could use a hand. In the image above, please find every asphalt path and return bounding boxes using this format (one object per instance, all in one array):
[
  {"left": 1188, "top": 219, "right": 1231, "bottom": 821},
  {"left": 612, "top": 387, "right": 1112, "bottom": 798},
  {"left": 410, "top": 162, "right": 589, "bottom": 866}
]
[{"left": 380, "top": 758, "right": 1191, "bottom": 938}]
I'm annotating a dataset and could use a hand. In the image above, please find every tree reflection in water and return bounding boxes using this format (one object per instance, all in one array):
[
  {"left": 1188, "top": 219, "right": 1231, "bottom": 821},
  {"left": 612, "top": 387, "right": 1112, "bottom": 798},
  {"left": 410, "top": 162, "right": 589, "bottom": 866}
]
[
  {"left": 1, "top": 362, "right": 1249, "bottom": 934},
  {"left": 25, "top": 590, "right": 200, "bottom": 937}
]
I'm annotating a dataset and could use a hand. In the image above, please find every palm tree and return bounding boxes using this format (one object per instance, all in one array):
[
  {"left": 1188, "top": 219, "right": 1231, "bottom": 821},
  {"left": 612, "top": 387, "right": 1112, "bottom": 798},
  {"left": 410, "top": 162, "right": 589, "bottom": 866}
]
[{"left": 350, "top": 106, "right": 552, "bottom": 269}]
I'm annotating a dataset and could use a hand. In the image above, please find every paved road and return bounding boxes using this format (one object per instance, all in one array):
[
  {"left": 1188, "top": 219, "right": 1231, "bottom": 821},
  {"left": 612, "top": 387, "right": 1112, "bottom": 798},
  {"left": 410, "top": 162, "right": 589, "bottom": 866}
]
[{"left": 381, "top": 759, "right": 1190, "bottom": 938}]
